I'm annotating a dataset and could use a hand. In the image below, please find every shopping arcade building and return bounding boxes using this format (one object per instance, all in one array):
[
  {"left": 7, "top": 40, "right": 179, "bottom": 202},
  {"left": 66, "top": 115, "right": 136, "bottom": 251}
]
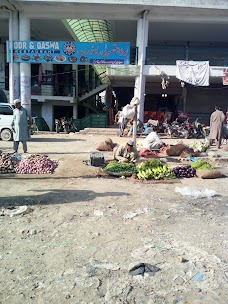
[{"left": 1, "top": 0, "right": 228, "bottom": 130}]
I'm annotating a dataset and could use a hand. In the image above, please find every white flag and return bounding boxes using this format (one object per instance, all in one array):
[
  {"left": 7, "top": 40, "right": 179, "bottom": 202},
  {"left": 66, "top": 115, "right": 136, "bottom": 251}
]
[{"left": 176, "top": 60, "right": 210, "bottom": 86}]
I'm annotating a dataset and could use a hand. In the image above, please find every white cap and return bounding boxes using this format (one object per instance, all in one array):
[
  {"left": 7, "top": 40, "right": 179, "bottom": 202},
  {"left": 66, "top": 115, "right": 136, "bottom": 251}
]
[
  {"left": 14, "top": 99, "right": 21, "bottom": 104},
  {"left": 127, "top": 139, "right": 134, "bottom": 146}
]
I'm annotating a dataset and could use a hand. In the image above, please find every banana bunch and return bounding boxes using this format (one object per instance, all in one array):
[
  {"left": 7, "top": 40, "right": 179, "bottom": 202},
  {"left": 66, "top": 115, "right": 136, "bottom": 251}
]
[{"left": 137, "top": 160, "right": 175, "bottom": 180}]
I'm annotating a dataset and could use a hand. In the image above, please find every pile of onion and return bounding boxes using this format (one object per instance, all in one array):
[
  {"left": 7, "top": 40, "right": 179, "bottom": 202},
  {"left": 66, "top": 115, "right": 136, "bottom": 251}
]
[
  {"left": 16, "top": 155, "right": 58, "bottom": 174},
  {"left": 0, "top": 153, "right": 20, "bottom": 174}
]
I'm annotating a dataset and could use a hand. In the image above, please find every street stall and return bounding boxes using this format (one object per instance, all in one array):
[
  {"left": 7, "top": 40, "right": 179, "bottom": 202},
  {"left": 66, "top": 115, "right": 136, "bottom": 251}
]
[{"left": 91, "top": 136, "right": 223, "bottom": 181}]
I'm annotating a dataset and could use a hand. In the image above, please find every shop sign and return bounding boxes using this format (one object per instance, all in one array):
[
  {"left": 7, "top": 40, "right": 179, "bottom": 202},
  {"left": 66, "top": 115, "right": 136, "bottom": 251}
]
[{"left": 7, "top": 41, "right": 130, "bottom": 65}]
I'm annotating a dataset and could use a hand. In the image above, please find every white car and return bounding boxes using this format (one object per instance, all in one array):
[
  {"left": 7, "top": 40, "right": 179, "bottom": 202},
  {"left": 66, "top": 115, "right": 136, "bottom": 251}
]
[{"left": 0, "top": 103, "right": 14, "bottom": 141}]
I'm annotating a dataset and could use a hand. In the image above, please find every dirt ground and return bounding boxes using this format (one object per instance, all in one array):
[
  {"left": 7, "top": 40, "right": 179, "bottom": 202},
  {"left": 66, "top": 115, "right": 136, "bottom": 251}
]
[{"left": 0, "top": 133, "right": 228, "bottom": 304}]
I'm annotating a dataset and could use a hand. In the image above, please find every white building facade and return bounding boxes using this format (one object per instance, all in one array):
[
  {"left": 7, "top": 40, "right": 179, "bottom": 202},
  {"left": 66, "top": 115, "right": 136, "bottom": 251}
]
[{"left": 1, "top": 0, "right": 228, "bottom": 129}]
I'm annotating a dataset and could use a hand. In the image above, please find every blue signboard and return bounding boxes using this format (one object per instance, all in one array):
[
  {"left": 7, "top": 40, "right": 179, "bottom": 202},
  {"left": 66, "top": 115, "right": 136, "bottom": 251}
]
[{"left": 7, "top": 41, "right": 130, "bottom": 65}]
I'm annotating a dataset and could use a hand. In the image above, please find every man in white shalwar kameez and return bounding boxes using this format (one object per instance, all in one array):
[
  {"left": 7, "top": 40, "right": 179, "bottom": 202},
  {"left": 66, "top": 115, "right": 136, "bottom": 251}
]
[
  {"left": 143, "top": 131, "right": 165, "bottom": 151},
  {"left": 11, "top": 99, "right": 32, "bottom": 153}
]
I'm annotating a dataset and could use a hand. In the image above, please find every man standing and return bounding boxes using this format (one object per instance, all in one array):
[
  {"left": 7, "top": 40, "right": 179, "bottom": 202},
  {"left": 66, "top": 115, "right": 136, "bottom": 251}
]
[
  {"left": 116, "top": 109, "right": 127, "bottom": 137},
  {"left": 114, "top": 139, "right": 138, "bottom": 163},
  {"left": 209, "top": 105, "right": 225, "bottom": 149},
  {"left": 11, "top": 99, "right": 32, "bottom": 153}
]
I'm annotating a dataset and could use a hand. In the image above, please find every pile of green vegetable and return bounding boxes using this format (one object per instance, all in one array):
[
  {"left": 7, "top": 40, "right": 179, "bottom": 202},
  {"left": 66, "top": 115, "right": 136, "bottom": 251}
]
[
  {"left": 190, "top": 159, "right": 213, "bottom": 170},
  {"left": 104, "top": 161, "right": 137, "bottom": 173},
  {"left": 137, "top": 159, "right": 175, "bottom": 180}
]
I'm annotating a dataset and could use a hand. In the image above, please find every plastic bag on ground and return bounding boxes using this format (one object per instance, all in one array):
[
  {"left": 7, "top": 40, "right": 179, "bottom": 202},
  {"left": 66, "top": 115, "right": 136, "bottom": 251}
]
[
  {"left": 1, "top": 206, "right": 31, "bottom": 217},
  {"left": 175, "top": 186, "right": 217, "bottom": 198}
]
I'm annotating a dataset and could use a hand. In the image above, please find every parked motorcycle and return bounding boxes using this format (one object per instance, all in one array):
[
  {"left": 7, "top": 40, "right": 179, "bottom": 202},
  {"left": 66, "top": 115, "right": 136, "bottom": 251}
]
[
  {"left": 223, "top": 123, "right": 228, "bottom": 142},
  {"left": 182, "top": 118, "right": 195, "bottom": 138},
  {"left": 147, "top": 119, "right": 167, "bottom": 133},
  {"left": 162, "top": 118, "right": 172, "bottom": 137},
  {"left": 167, "top": 118, "right": 188, "bottom": 138},
  {"left": 193, "top": 118, "right": 206, "bottom": 139},
  {"left": 55, "top": 117, "right": 77, "bottom": 134},
  {"left": 183, "top": 118, "right": 206, "bottom": 139}
]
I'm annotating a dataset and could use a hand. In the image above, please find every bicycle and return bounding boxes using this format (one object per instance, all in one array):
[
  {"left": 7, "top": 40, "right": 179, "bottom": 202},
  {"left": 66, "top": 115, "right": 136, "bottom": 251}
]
[{"left": 30, "top": 116, "right": 39, "bottom": 135}]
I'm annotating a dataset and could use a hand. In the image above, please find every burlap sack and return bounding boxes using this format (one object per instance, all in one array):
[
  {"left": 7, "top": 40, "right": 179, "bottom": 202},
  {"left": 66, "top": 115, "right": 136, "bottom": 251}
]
[
  {"left": 96, "top": 142, "right": 113, "bottom": 151},
  {"left": 166, "top": 144, "right": 187, "bottom": 156},
  {"left": 196, "top": 169, "right": 222, "bottom": 179},
  {"left": 180, "top": 147, "right": 195, "bottom": 158},
  {"left": 104, "top": 138, "right": 114, "bottom": 149}
]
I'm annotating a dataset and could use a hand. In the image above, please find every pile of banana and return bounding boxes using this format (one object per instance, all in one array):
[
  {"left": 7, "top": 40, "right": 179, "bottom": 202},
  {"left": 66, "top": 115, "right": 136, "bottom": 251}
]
[{"left": 137, "top": 159, "right": 176, "bottom": 180}]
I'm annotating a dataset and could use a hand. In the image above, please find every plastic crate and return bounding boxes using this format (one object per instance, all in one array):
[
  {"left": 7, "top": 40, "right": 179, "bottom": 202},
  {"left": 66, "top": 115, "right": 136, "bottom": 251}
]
[{"left": 89, "top": 152, "right": 104, "bottom": 167}]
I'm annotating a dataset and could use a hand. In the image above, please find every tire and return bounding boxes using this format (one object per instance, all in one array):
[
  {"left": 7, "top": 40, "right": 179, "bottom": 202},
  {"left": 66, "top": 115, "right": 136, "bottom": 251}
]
[
  {"left": 31, "top": 124, "right": 38, "bottom": 135},
  {"left": 64, "top": 125, "right": 70, "bottom": 134},
  {"left": 164, "top": 128, "right": 171, "bottom": 138},
  {"left": 171, "top": 130, "right": 178, "bottom": 138},
  {"left": 196, "top": 130, "right": 205, "bottom": 139},
  {"left": 71, "top": 124, "right": 77, "bottom": 133},
  {"left": 190, "top": 130, "right": 195, "bottom": 138},
  {"left": 0, "top": 129, "right": 13, "bottom": 141},
  {"left": 200, "top": 129, "right": 206, "bottom": 139},
  {"left": 55, "top": 125, "right": 60, "bottom": 133},
  {"left": 205, "top": 129, "right": 210, "bottom": 137},
  {"left": 185, "top": 131, "right": 189, "bottom": 139},
  {"left": 198, "top": 132, "right": 204, "bottom": 139}
]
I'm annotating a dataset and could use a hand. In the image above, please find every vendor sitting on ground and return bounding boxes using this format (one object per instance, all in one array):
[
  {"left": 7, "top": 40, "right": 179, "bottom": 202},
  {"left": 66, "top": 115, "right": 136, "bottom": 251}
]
[
  {"left": 114, "top": 139, "right": 139, "bottom": 163},
  {"left": 143, "top": 130, "right": 166, "bottom": 151}
]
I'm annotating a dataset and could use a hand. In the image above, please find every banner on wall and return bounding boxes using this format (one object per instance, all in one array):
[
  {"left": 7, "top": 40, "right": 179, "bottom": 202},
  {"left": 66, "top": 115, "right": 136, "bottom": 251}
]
[
  {"left": 7, "top": 41, "right": 130, "bottom": 65},
  {"left": 223, "top": 68, "right": 228, "bottom": 85},
  {"left": 176, "top": 60, "right": 210, "bottom": 86}
]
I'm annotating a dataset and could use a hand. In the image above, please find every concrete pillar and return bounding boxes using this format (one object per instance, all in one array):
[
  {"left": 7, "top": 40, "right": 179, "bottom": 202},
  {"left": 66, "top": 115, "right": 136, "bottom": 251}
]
[
  {"left": 19, "top": 14, "right": 31, "bottom": 114},
  {"left": 12, "top": 11, "right": 20, "bottom": 100},
  {"left": 0, "top": 44, "right": 5, "bottom": 88},
  {"left": 8, "top": 11, "right": 20, "bottom": 103},
  {"left": 41, "top": 103, "right": 53, "bottom": 131},
  {"left": 134, "top": 13, "right": 149, "bottom": 122},
  {"left": 73, "top": 104, "right": 78, "bottom": 119},
  {"left": 72, "top": 64, "right": 78, "bottom": 118}
]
